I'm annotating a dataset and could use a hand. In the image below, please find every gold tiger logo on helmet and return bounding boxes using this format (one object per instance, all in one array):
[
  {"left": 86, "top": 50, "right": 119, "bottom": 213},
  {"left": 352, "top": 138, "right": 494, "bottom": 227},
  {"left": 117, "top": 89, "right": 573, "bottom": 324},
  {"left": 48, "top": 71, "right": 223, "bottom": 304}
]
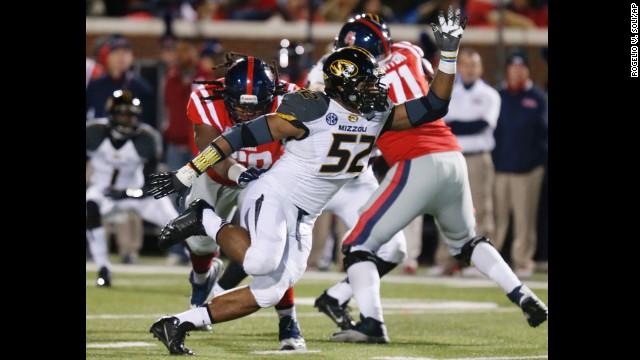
[{"left": 329, "top": 59, "right": 358, "bottom": 79}]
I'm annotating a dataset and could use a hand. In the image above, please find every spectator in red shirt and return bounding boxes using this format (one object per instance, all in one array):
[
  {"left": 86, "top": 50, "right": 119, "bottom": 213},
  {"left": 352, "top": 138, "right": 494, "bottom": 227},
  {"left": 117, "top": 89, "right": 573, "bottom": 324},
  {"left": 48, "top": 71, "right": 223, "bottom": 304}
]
[{"left": 162, "top": 38, "right": 213, "bottom": 173}]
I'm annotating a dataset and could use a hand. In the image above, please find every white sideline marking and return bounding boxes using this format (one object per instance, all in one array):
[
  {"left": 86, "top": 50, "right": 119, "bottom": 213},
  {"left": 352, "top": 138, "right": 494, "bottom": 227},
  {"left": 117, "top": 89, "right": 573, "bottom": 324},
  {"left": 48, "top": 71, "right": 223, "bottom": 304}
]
[
  {"left": 85, "top": 279, "right": 185, "bottom": 286},
  {"left": 87, "top": 314, "right": 164, "bottom": 319},
  {"left": 251, "top": 349, "right": 321, "bottom": 355},
  {"left": 373, "top": 356, "right": 547, "bottom": 360},
  {"left": 86, "top": 263, "right": 547, "bottom": 289},
  {"left": 87, "top": 299, "right": 512, "bottom": 320},
  {"left": 86, "top": 341, "right": 156, "bottom": 348}
]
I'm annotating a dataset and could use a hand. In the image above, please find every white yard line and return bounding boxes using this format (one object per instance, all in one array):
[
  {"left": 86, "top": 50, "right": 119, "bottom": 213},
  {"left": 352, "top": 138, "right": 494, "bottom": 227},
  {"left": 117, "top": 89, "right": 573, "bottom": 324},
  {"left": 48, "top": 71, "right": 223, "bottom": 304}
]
[
  {"left": 86, "top": 342, "right": 157, "bottom": 348},
  {"left": 86, "top": 263, "right": 547, "bottom": 289},
  {"left": 250, "top": 349, "right": 322, "bottom": 355},
  {"left": 86, "top": 299, "right": 517, "bottom": 320},
  {"left": 373, "top": 356, "right": 547, "bottom": 360}
]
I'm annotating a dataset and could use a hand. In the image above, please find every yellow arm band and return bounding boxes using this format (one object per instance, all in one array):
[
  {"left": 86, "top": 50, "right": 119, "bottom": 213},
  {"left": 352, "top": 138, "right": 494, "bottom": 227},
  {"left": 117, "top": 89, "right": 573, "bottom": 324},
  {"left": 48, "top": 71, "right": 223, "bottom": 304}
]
[{"left": 188, "top": 142, "right": 226, "bottom": 175}]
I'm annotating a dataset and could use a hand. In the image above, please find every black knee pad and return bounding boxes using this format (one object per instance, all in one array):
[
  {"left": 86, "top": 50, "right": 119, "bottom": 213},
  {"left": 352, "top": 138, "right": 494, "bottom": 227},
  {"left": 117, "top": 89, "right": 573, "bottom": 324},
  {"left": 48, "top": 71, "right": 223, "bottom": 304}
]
[
  {"left": 454, "top": 236, "right": 492, "bottom": 266},
  {"left": 343, "top": 250, "right": 379, "bottom": 271},
  {"left": 86, "top": 200, "right": 101, "bottom": 229},
  {"left": 376, "top": 258, "right": 398, "bottom": 277}
]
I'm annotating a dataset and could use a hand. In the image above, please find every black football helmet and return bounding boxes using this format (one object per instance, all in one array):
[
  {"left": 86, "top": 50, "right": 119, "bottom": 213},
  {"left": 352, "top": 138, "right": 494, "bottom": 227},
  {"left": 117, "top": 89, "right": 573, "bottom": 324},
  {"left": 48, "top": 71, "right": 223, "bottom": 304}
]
[
  {"left": 224, "top": 56, "right": 276, "bottom": 122},
  {"left": 105, "top": 89, "right": 141, "bottom": 138},
  {"left": 323, "top": 46, "right": 388, "bottom": 115},
  {"left": 334, "top": 14, "right": 393, "bottom": 63}
]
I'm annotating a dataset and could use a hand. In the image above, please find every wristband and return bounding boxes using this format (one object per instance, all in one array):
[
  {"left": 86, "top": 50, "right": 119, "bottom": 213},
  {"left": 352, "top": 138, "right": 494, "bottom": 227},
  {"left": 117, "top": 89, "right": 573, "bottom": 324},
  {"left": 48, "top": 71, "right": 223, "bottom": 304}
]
[
  {"left": 227, "top": 163, "right": 248, "bottom": 185},
  {"left": 438, "top": 50, "right": 458, "bottom": 74},
  {"left": 176, "top": 165, "right": 198, "bottom": 187}
]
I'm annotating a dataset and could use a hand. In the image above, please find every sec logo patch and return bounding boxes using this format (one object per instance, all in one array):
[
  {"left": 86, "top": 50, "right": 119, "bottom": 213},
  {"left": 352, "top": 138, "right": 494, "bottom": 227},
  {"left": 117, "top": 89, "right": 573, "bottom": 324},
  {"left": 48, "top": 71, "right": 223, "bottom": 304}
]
[
  {"left": 348, "top": 114, "right": 358, "bottom": 122},
  {"left": 326, "top": 113, "right": 338, "bottom": 125}
]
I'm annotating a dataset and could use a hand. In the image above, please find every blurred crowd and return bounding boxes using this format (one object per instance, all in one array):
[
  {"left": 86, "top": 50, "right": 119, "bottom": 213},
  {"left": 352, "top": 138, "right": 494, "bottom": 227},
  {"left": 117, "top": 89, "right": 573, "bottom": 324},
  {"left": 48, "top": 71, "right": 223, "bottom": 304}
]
[
  {"left": 87, "top": 0, "right": 547, "bottom": 27},
  {"left": 86, "top": 3, "right": 548, "bottom": 276}
]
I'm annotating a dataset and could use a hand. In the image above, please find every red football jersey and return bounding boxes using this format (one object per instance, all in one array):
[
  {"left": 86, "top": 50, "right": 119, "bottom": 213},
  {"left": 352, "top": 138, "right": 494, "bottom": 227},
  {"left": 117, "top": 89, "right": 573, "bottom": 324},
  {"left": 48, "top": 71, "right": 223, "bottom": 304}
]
[
  {"left": 186, "top": 80, "right": 299, "bottom": 186},
  {"left": 376, "top": 42, "right": 460, "bottom": 166}
]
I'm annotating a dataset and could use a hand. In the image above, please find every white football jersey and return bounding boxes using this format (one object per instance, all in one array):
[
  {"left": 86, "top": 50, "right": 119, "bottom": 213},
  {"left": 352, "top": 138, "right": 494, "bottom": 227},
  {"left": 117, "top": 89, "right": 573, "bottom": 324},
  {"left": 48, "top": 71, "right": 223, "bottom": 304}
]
[
  {"left": 86, "top": 118, "right": 161, "bottom": 190},
  {"left": 257, "top": 89, "right": 394, "bottom": 217}
]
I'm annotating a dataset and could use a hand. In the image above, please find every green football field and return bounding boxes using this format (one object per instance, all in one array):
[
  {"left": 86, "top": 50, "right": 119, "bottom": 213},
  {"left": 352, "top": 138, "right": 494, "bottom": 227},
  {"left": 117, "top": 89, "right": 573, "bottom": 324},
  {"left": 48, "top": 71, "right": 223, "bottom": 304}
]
[{"left": 86, "top": 258, "right": 548, "bottom": 359}]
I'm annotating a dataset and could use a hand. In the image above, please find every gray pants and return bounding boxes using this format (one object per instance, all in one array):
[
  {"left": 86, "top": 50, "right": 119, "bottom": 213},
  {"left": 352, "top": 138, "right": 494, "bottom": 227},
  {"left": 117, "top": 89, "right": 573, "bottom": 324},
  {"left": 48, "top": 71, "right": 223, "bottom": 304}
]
[{"left": 344, "top": 151, "right": 476, "bottom": 257}]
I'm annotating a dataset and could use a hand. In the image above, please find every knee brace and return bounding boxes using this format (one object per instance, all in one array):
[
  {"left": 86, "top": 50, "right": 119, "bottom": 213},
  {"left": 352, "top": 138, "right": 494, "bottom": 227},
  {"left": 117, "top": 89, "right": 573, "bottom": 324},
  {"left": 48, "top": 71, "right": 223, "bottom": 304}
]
[
  {"left": 454, "top": 236, "right": 492, "bottom": 266},
  {"left": 86, "top": 201, "right": 101, "bottom": 229},
  {"left": 343, "top": 250, "right": 379, "bottom": 271},
  {"left": 376, "top": 258, "right": 398, "bottom": 277}
]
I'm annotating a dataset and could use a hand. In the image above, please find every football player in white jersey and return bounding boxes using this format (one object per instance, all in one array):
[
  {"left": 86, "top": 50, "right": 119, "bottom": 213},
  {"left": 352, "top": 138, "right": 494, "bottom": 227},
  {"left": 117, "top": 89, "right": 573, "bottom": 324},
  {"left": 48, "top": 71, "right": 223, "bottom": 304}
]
[
  {"left": 146, "top": 7, "right": 465, "bottom": 355},
  {"left": 305, "top": 13, "right": 437, "bottom": 331},
  {"left": 86, "top": 90, "right": 179, "bottom": 286}
]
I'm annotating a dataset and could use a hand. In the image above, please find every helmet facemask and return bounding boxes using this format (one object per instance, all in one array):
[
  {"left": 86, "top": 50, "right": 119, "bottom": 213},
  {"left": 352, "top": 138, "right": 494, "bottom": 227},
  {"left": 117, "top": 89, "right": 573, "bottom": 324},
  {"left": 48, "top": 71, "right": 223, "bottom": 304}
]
[
  {"left": 325, "top": 64, "right": 388, "bottom": 115},
  {"left": 106, "top": 91, "right": 142, "bottom": 140},
  {"left": 225, "top": 94, "right": 273, "bottom": 123}
]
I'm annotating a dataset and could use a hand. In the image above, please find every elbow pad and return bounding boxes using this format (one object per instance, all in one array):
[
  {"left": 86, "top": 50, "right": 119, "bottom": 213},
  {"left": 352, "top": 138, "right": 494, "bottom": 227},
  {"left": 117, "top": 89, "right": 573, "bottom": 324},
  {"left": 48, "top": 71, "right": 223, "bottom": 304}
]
[
  {"left": 405, "top": 91, "right": 450, "bottom": 127},
  {"left": 221, "top": 115, "right": 274, "bottom": 152}
]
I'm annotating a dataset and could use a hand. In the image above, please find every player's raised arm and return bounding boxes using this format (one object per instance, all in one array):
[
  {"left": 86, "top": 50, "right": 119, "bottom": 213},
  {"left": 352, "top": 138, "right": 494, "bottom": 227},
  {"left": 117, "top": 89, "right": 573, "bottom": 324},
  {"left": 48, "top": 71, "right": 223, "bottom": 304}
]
[
  {"left": 389, "top": 6, "right": 467, "bottom": 131},
  {"left": 148, "top": 112, "right": 304, "bottom": 199}
]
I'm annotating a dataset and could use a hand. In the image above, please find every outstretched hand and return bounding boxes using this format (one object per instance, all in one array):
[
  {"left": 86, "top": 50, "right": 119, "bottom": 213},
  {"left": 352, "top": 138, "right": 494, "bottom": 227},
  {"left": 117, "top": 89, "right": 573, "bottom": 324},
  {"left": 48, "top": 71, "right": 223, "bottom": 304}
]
[
  {"left": 430, "top": 6, "right": 468, "bottom": 52},
  {"left": 148, "top": 171, "right": 190, "bottom": 199}
]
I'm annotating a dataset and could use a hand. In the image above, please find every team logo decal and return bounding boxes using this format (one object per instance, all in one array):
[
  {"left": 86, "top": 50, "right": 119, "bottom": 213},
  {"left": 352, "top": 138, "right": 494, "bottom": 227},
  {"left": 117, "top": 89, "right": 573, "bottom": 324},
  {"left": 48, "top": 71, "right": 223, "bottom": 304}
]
[
  {"left": 326, "top": 113, "right": 338, "bottom": 125},
  {"left": 329, "top": 59, "right": 358, "bottom": 79},
  {"left": 348, "top": 114, "right": 358, "bottom": 122}
]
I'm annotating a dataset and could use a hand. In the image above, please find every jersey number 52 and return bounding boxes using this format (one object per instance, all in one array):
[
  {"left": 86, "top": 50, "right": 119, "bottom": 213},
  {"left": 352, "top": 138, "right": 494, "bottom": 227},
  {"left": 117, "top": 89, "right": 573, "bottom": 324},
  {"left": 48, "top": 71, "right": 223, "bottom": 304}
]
[{"left": 320, "top": 133, "right": 375, "bottom": 174}]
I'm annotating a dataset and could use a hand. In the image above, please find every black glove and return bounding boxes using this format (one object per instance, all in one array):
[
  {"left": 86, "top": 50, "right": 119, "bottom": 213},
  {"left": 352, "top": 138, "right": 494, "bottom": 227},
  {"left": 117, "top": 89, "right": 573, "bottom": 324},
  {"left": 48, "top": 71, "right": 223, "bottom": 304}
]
[
  {"left": 430, "top": 6, "right": 468, "bottom": 52},
  {"left": 237, "top": 167, "right": 267, "bottom": 187},
  {"left": 148, "top": 171, "right": 191, "bottom": 199},
  {"left": 103, "top": 188, "right": 128, "bottom": 200}
]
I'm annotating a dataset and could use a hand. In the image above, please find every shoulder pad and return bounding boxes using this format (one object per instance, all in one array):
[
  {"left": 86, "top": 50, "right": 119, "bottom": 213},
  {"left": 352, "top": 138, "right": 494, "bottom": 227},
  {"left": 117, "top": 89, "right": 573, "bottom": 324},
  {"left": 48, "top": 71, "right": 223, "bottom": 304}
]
[
  {"left": 134, "top": 124, "right": 163, "bottom": 159},
  {"left": 86, "top": 118, "right": 109, "bottom": 151},
  {"left": 276, "top": 89, "right": 330, "bottom": 123}
]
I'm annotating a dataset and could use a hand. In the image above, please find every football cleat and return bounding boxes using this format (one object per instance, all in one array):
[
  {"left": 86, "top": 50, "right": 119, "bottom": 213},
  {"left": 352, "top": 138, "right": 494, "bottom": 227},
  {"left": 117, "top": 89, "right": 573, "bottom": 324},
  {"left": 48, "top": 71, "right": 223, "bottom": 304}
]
[
  {"left": 189, "top": 258, "right": 225, "bottom": 307},
  {"left": 158, "top": 199, "right": 214, "bottom": 251},
  {"left": 314, "top": 291, "right": 356, "bottom": 330},
  {"left": 330, "top": 315, "right": 389, "bottom": 343},
  {"left": 189, "top": 257, "right": 224, "bottom": 332},
  {"left": 96, "top": 266, "right": 111, "bottom": 287},
  {"left": 508, "top": 284, "right": 548, "bottom": 327},
  {"left": 149, "top": 316, "right": 196, "bottom": 355},
  {"left": 278, "top": 315, "right": 306, "bottom": 350}
]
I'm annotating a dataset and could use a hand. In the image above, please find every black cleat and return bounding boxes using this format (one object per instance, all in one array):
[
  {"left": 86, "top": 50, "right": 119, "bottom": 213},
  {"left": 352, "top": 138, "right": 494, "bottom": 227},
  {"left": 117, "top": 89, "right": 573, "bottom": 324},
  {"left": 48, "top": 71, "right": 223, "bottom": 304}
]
[
  {"left": 149, "top": 316, "right": 196, "bottom": 355},
  {"left": 97, "top": 266, "right": 111, "bottom": 287},
  {"left": 158, "top": 199, "right": 214, "bottom": 251},
  {"left": 314, "top": 291, "right": 356, "bottom": 330},
  {"left": 508, "top": 284, "right": 548, "bottom": 327},
  {"left": 520, "top": 296, "right": 548, "bottom": 327},
  {"left": 331, "top": 315, "right": 390, "bottom": 343}
]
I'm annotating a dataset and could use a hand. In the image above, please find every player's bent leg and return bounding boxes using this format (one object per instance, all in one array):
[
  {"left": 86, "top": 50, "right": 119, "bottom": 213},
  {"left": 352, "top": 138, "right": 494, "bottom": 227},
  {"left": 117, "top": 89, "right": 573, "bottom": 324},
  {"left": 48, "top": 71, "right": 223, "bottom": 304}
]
[
  {"left": 315, "top": 231, "right": 406, "bottom": 330},
  {"left": 150, "top": 286, "right": 263, "bottom": 355},
  {"left": 453, "top": 236, "right": 548, "bottom": 327},
  {"left": 241, "top": 194, "right": 289, "bottom": 276},
  {"left": 86, "top": 199, "right": 112, "bottom": 287},
  {"left": 330, "top": 250, "right": 389, "bottom": 343},
  {"left": 157, "top": 199, "right": 224, "bottom": 250}
]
